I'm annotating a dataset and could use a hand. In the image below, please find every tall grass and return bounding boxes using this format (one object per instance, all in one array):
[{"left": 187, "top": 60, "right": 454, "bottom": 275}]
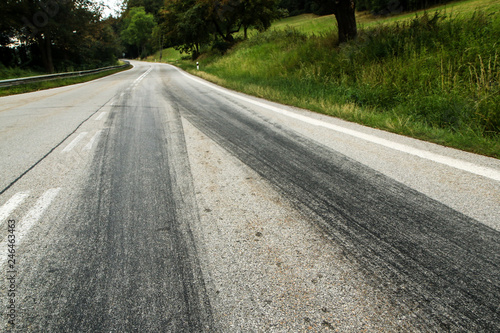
[
  {"left": 186, "top": 11, "right": 500, "bottom": 157},
  {"left": 0, "top": 66, "right": 44, "bottom": 80}
]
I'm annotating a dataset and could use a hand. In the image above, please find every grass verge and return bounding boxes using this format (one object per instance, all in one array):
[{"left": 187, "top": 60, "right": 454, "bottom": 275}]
[
  {"left": 0, "top": 65, "right": 132, "bottom": 97},
  {"left": 176, "top": 5, "right": 500, "bottom": 158},
  {"left": 0, "top": 67, "right": 44, "bottom": 80}
]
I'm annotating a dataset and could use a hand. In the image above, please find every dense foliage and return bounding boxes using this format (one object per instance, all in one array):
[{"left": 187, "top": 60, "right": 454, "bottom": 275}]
[
  {"left": 121, "top": 7, "right": 156, "bottom": 58},
  {"left": 0, "top": 0, "right": 122, "bottom": 74},
  {"left": 154, "top": 0, "right": 283, "bottom": 58},
  {"left": 357, "top": 0, "right": 457, "bottom": 13},
  {"left": 279, "top": 0, "right": 459, "bottom": 15}
]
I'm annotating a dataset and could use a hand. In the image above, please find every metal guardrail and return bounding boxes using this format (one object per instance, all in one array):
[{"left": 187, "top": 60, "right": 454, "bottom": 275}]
[{"left": 0, "top": 60, "right": 131, "bottom": 88}]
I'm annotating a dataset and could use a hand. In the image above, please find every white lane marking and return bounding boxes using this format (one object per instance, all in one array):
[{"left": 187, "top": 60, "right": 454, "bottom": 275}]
[
  {"left": 0, "top": 188, "right": 61, "bottom": 267},
  {"left": 62, "top": 132, "right": 88, "bottom": 153},
  {"left": 95, "top": 112, "right": 107, "bottom": 121},
  {"left": 83, "top": 130, "right": 103, "bottom": 151},
  {"left": 0, "top": 192, "right": 30, "bottom": 222},
  {"left": 175, "top": 67, "right": 500, "bottom": 182},
  {"left": 132, "top": 67, "right": 152, "bottom": 87},
  {"left": 17, "top": 188, "right": 61, "bottom": 242}
]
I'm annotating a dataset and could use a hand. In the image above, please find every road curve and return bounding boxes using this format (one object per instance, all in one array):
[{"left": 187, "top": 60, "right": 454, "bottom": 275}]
[{"left": 0, "top": 60, "right": 499, "bottom": 331}]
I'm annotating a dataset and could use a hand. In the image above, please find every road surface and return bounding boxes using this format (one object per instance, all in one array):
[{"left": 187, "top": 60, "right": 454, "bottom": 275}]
[{"left": 1, "top": 60, "right": 499, "bottom": 331}]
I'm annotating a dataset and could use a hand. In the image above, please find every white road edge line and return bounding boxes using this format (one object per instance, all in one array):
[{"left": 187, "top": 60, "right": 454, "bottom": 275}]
[
  {"left": 174, "top": 66, "right": 500, "bottom": 182},
  {"left": 0, "top": 188, "right": 61, "bottom": 267},
  {"left": 0, "top": 191, "right": 30, "bottom": 222},
  {"left": 83, "top": 130, "right": 103, "bottom": 151},
  {"left": 62, "top": 132, "right": 88, "bottom": 153}
]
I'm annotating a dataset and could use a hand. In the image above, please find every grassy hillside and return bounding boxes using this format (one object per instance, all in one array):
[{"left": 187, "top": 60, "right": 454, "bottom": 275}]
[
  {"left": 165, "top": 0, "right": 500, "bottom": 157},
  {"left": 144, "top": 48, "right": 183, "bottom": 64},
  {"left": 272, "top": 0, "right": 500, "bottom": 33}
]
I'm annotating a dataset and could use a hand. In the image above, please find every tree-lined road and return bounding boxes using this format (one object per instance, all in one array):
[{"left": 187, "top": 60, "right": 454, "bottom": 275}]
[{"left": 1, "top": 61, "right": 499, "bottom": 331}]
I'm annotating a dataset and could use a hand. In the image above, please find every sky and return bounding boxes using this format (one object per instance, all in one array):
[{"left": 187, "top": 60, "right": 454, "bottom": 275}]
[{"left": 100, "top": 0, "right": 124, "bottom": 17}]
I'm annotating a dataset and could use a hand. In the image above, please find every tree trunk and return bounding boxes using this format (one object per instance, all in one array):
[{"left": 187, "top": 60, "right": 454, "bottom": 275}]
[
  {"left": 333, "top": 0, "right": 357, "bottom": 44},
  {"left": 38, "top": 34, "right": 54, "bottom": 73},
  {"left": 224, "top": 33, "right": 234, "bottom": 43}
]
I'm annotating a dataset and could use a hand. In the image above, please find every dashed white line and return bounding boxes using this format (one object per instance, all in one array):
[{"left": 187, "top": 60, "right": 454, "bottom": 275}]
[
  {"left": 174, "top": 66, "right": 500, "bottom": 182},
  {"left": 0, "top": 188, "right": 61, "bottom": 267},
  {"left": 16, "top": 188, "right": 61, "bottom": 244},
  {"left": 0, "top": 191, "right": 30, "bottom": 222},
  {"left": 95, "top": 112, "right": 107, "bottom": 121},
  {"left": 131, "top": 67, "right": 152, "bottom": 88},
  {"left": 83, "top": 130, "right": 103, "bottom": 151},
  {"left": 62, "top": 132, "right": 88, "bottom": 153}
]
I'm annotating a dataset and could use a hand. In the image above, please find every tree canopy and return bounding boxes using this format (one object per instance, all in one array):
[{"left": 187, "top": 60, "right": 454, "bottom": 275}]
[
  {"left": 121, "top": 6, "right": 156, "bottom": 58},
  {"left": 126, "top": 0, "right": 164, "bottom": 17},
  {"left": 156, "top": 0, "right": 283, "bottom": 57},
  {"left": 0, "top": 0, "right": 466, "bottom": 74},
  {"left": 1, "top": 0, "right": 122, "bottom": 73},
  {"left": 279, "top": 0, "right": 459, "bottom": 16}
]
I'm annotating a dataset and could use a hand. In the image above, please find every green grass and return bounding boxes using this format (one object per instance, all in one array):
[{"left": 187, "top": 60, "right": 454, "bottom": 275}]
[
  {"left": 0, "top": 65, "right": 131, "bottom": 97},
  {"left": 0, "top": 67, "right": 45, "bottom": 80},
  {"left": 273, "top": 0, "right": 500, "bottom": 33},
  {"left": 173, "top": 0, "right": 500, "bottom": 158},
  {"left": 271, "top": 14, "right": 337, "bottom": 35},
  {"left": 144, "top": 48, "right": 184, "bottom": 64}
]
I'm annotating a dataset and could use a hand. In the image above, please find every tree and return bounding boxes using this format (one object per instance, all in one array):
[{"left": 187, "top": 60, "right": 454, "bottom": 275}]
[
  {"left": 201, "top": 0, "right": 243, "bottom": 43},
  {"left": 158, "top": 0, "right": 281, "bottom": 57},
  {"left": 121, "top": 7, "right": 156, "bottom": 58},
  {"left": 1, "top": 0, "right": 113, "bottom": 73},
  {"left": 160, "top": 0, "right": 211, "bottom": 57},
  {"left": 240, "top": 0, "right": 283, "bottom": 39},
  {"left": 332, "top": 0, "right": 357, "bottom": 43},
  {"left": 200, "top": 0, "right": 282, "bottom": 42},
  {"left": 315, "top": 0, "right": 357, "bottom": 43},
  {"left": 83, "top": 18, "right": 123, "bottom": 67},
  {"left": 126, "top": 0, "right": 164, "bottom": 17}
]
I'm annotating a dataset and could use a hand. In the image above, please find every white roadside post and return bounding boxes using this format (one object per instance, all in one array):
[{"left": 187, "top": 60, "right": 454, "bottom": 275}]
[{"left": 197, "top": 62, "right": 199, "bottom": 70}]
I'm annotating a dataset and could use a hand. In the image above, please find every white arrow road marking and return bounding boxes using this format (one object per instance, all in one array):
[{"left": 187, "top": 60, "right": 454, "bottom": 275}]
[
  {"left": 83, "top": 130, "right": 103, "bottom": 151},
  {"left": 16, "top": 188, "right": 61, "bottom": 244},
  {"left": 0, "top": 192, "right": 30, "bottom": 222},
  {"left": 95, "top": 112, "right": 107, "bottom": 121},
  {"left": 62, "top": 132, "right": 88, "bottom": 153},
  {"left": 1, "top": 188, "right": 61, "bottom": 267}
]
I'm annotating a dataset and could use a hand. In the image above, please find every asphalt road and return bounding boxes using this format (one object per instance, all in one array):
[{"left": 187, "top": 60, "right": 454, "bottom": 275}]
[{"left": 0, "top": 60, "right": 499, "bottom": 332}]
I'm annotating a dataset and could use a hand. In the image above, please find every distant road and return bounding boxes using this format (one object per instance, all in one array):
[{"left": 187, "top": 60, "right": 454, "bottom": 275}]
[{"left": 1, "top": 60, "right": 499, "bottom": 331}]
